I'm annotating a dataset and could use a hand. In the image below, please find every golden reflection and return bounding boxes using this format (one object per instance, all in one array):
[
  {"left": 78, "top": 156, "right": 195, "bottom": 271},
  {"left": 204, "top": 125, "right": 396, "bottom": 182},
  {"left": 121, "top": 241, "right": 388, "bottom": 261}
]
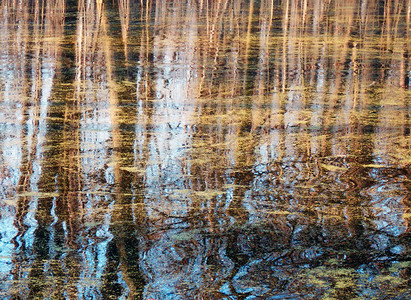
[
  {"left": 0, "top": 0, "right": 410, "bottom": 299},
  {"left": 118, "top": 0, "right": 130, "bottom": 60}
]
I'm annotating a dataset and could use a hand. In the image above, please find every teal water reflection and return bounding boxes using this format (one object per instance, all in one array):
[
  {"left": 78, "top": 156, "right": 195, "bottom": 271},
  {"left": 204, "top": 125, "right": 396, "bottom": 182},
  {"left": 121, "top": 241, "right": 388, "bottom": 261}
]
[{"left": 0, "top": 0, "right": 410, "bottom": 299}]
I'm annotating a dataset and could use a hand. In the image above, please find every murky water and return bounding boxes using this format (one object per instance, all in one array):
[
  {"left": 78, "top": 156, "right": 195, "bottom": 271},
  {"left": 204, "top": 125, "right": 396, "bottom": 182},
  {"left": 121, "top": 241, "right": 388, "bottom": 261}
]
[{"left": 0, "top": 0, "right": 410, "bottom": 299}]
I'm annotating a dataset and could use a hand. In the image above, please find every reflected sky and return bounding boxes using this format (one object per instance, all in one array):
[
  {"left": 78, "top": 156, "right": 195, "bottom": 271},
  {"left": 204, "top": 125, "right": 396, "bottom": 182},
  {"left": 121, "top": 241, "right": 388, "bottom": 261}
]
[{"left": 0, "top": 0, "right": 410, "bottom": 299}]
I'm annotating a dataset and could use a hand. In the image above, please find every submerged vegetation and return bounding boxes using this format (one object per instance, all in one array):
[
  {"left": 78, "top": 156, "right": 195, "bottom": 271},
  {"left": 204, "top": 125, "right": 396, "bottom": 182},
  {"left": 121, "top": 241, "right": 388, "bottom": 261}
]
[{"left": 0, "top": 0, "right": 410, "bottom": 299}]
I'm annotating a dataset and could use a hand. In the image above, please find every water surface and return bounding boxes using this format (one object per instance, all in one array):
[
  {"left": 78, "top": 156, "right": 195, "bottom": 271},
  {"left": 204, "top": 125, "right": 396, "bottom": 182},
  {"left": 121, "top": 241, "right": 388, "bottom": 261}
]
[{"left": 0, "top": 0, "right": 410, "bottom": 299}]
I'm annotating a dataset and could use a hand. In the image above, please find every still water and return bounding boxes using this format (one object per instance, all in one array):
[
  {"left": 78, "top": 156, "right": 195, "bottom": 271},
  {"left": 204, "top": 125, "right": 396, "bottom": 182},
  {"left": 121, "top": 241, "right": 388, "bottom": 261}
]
[{"left": 0, "top": 0, "right": 410, "bottom": 299}]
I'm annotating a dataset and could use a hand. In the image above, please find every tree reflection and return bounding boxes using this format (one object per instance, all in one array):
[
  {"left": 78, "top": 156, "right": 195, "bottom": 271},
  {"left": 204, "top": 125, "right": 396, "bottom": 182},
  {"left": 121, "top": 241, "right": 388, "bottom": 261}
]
[{"left": 0, "top": 0, "right": 409, "bottom": 299}]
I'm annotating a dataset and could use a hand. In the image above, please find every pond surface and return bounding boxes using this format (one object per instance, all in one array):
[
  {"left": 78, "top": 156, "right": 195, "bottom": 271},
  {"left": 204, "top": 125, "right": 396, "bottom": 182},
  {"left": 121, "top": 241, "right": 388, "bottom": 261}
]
[{"left": 0, "top": 0, "right": 410, "bottom": 299}]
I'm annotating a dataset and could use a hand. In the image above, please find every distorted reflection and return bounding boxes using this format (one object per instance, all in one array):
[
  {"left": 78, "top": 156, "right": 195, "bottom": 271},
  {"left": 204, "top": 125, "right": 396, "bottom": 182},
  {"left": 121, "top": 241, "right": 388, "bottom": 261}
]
[{"left": 0, "top": 0, "right": 410, "bottom": 299}]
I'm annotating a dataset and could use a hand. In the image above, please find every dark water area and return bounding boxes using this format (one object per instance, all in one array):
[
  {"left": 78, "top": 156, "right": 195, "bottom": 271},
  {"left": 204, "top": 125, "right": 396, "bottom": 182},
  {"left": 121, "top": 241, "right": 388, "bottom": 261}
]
[{"left": 0, "top": 0, "right": 410, "bottom": 299}]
